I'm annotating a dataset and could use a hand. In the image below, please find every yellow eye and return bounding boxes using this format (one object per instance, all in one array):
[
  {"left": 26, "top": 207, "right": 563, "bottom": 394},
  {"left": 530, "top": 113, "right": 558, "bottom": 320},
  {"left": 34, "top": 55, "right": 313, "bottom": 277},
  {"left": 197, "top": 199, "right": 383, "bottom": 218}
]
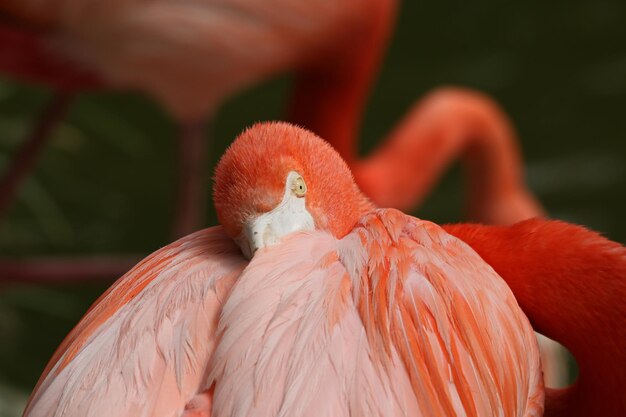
[{"left": 291, "top": 175, "right": 307, "bottom": 197}]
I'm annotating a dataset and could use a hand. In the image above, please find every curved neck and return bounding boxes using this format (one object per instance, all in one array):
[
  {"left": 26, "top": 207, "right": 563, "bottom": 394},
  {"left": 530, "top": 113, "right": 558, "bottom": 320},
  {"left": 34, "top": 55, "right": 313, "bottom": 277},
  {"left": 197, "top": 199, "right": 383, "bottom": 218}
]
[
  {"left": 351, "top": 89, "right": 543, "bottom": 224},
  {"left": 443, "top": 220, "right": 626, "bottom": 417},
  {"left": 288, "top": 0, "right": 397, "bottom": 163}
]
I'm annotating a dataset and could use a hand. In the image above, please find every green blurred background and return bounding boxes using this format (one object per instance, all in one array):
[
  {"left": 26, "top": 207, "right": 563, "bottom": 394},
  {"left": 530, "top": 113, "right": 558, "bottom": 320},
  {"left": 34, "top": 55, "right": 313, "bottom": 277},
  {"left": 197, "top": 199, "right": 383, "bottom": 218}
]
[{"left": 1, "top": 1, "right": 625, "bottom": 415}]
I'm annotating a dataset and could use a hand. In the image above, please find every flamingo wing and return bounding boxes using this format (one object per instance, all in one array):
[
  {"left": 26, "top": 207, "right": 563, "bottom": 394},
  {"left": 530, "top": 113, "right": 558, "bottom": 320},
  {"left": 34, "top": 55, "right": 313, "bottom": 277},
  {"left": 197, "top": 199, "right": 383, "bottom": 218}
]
[
  {"left": 339, "top": 209, "right": 544, "bottom": 417},
  {"left": 207, "top": 231, "right": 422, "bottom": 417},
  {"left": 24, "top": 226, "right": 247, "bottom": 417}
]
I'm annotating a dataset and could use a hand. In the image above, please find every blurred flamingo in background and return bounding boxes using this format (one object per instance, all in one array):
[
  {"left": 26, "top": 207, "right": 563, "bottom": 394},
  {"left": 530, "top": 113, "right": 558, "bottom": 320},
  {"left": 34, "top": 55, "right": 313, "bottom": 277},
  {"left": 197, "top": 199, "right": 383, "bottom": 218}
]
[
  {"left": 0, "top": 0, "right": 542, "bottom": 283},
  {"left": 23, "top": 123, "right": 545, "bottom": 417}
]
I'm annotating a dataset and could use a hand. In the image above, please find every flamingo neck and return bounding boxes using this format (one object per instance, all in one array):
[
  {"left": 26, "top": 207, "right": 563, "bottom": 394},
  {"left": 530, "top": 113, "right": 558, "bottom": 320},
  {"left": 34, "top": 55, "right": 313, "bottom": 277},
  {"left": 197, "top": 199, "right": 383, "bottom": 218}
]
[
  {"left": 443, "top": 220, "right": 626, "bottom": 417},
  {"left": 459, "top": 107, "right": 534, "bottom": 222},
  {"left": 349, "top": 89, "right": 542, "bottom": 223},
  {"left": 542, "top": 277, "right": 626, "bottom": 417},
  {"left": 288, "top": 0, "right": 397, "bottom": 164},
  {"left": 540, "top": 282, "right": 626, "bottom": 417}
]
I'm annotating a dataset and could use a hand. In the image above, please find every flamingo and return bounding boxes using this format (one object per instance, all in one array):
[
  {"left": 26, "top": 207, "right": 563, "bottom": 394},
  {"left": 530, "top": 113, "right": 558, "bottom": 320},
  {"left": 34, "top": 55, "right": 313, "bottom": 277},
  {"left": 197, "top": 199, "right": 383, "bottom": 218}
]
[
  {"left": 1, "top": 1, "right": 564, "bottom": 390},
  {"left": 0, "top": 0, "right": 542, "bottom": 283},
  {"left": 23, "top": 122, "right": 544, "bottom": 417}
]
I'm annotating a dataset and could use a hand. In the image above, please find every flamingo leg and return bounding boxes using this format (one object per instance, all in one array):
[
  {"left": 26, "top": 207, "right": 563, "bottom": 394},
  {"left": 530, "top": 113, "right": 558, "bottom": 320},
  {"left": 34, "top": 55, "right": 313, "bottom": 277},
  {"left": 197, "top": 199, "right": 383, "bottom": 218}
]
[
  {"left": 0, "top": 91, "right": 144, "bottom": 285},
  {"left": 0, "top": 101, "right": 213, "bottom": 284},
  {"left": 0, "top": 91, "right": 73, "bottom": 220},
  {"left": 171, "top": 121, "right": 210, "bottom": 238},
  {"left": 0, "top": 119, "right": 212, "bottom": 284}
]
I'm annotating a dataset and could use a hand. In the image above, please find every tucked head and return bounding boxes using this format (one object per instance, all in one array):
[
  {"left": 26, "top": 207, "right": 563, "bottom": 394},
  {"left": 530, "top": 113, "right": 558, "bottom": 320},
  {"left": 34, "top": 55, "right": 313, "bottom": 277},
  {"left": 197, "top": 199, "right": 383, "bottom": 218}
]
[{"left": 214, "top": 122, "right": 372, "bottom": 258}]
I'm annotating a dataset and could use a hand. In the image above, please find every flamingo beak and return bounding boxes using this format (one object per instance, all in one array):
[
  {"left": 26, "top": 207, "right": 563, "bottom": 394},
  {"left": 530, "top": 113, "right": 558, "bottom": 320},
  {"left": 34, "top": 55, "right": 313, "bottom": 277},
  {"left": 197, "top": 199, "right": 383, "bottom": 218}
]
[{"left": 236, "top": 171, "right": 315, "bottom": 259}]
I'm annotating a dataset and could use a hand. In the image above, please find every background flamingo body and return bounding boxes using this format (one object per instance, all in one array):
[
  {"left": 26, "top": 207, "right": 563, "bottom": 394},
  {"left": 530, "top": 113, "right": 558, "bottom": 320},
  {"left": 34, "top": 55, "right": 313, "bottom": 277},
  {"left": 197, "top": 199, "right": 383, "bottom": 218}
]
[
  {"left": 0, "top": 0, "right": 541, "bottom": 238},
  {"left": 1, "top": 0, "right": 377, "bottom": 121},
  {"left": 24, "top": 123, "right": 543, "bottom": 417}
]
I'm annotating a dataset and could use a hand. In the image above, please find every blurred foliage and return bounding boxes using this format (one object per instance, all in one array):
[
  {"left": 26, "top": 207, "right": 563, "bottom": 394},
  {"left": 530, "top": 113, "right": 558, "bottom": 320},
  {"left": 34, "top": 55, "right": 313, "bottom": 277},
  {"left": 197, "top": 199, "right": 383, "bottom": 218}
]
[{"left": 1, "top": 1, "right": 625, "bottom": 415}]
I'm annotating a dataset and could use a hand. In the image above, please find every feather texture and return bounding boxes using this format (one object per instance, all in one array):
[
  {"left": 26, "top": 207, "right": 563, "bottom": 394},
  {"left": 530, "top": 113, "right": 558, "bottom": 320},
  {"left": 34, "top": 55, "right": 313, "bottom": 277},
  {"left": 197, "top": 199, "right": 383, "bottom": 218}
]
[
  {"left": 25, "top": 212, "right": 542, "bottom": 417},
  {"left": 208, "top": 231, "right": 420, "bottom": 417},
  {"left": 208, "top": 209, "right": 543, "bottom": 417},
  {"left": 340, "top": 209, "right": 544, "bottom": 417},
  {"left": 24, "top": 227, "right": 246, "bottom": 417}
]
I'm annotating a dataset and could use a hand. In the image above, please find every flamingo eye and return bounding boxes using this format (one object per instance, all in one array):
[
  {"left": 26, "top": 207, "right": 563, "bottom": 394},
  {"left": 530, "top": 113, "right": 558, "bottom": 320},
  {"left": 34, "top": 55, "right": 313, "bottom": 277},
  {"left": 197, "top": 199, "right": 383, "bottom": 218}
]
[{"left": 291, "top": 175, "right": 307, "bottom": 197}]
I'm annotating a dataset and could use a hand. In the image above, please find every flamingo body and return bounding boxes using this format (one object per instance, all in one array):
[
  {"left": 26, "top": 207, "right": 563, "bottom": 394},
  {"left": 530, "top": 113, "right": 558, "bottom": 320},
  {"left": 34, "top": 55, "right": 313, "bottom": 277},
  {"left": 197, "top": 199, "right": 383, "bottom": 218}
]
[
  {"left": 25, "top": 220, "right": 543, "bottom": 417},
  {"left": 1, "top": 0, "right": 374, "bottom": 121},
  {"left": 210, "top": 210, "right": 543, "bottom": 417},
  {"left": 24, "top": 123, "right": 543, "bottom": 417},
  {"left": 1, "top": 0, "right": 542, "bottom": 233}
]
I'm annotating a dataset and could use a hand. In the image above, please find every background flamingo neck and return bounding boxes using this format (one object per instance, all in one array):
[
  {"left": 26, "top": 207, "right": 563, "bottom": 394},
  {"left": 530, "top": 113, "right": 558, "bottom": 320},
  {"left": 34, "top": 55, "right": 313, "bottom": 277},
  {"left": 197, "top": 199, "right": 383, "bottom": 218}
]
[
  {"left": 288, "top": 0, "right": 397, "bottom": 164},
  {"left": 458, "top": 104, "right": 538, "bottom": 223},
  {"left": 350, "top": 89, "right": 542, "bottom": 223},
  {"left": 442, "top": 220, "right": 626, "bottom": 417}
]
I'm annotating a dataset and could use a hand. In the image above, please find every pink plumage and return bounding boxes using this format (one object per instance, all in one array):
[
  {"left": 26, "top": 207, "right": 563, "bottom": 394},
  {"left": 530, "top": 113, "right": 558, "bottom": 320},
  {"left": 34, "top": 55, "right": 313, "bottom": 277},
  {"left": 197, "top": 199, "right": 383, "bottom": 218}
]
[{"left": 24, "top": 123, "right": 544, "bottom": 417}]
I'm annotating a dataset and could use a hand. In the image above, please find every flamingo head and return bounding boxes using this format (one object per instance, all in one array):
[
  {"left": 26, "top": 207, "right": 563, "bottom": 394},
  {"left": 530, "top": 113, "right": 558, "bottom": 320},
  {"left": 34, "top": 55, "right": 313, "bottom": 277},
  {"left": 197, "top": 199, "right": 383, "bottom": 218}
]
[{"left": 214, "top": 122, "right": 373, "bottom": 258}]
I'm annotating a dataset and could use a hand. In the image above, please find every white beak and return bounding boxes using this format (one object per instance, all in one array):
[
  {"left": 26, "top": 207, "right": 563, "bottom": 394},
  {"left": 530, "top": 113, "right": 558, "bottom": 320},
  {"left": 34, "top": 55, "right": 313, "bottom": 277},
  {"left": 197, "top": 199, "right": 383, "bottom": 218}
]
[{"left": 237, "top": 171, "right": 315, "bottom": 259}]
